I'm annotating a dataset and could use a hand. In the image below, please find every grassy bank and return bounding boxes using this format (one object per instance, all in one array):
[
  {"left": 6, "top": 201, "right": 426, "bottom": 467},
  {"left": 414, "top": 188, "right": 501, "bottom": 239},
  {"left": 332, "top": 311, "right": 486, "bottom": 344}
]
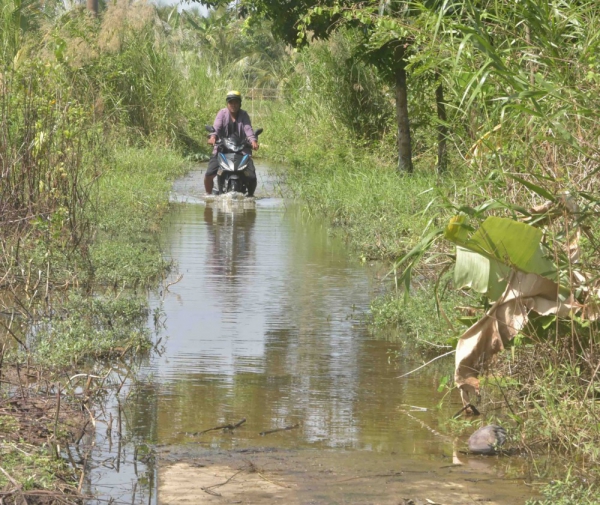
[
  {"left": 253, "top": 16, "right": 600, "bottom": 505},
  {"left": 0, "top": 0, "right": 206, "bottom": 496},
  {"left": 89, "top": 147, "right": 189, "bottom": 287},
  {"left": 0, "top": 144, "right": 190, "bottom": 500},
  {"left": 2, "top": 0, "right": 599, "bottom": 502}
]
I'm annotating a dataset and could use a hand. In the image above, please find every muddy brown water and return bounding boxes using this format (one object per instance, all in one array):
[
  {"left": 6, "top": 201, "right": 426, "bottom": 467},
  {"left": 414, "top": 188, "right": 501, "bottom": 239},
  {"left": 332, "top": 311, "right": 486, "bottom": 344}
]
[{"left": 85, "top": 164, "right": 540, "bottom": 504}]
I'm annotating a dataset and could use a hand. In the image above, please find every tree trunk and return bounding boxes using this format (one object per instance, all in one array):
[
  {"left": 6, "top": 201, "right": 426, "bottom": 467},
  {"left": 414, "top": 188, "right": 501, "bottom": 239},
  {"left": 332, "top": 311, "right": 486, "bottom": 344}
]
[
  {"left": 87, "top": 0, "right": 98, "bottom": 16},
  {"left": 435, "top": 78, "right": 447, "bottom": 174},
  {"left": 394, "top": 61, "right": 413, "bottom": 173}
]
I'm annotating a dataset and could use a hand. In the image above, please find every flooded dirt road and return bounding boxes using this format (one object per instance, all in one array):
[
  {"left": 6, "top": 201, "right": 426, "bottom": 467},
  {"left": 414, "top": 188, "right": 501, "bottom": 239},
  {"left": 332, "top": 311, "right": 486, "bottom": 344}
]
[{"left": 87, "top": 165, "right": 539, "bottom": 504}]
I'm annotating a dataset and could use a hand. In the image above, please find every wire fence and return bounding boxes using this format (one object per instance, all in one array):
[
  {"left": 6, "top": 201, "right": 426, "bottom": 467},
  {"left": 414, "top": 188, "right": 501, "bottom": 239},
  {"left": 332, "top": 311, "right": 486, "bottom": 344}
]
[
  {"left": 245, "top": 88, "right": 279, "bottom": 123},
  {"left": 215, "top": 87, "right": 280, "bottom": 124}
]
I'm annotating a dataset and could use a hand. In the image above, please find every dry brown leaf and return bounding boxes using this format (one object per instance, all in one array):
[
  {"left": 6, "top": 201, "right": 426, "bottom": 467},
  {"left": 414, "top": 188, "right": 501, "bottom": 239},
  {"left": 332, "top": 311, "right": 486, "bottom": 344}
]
[{"left": 455, "top": 271, "right": 580, "bottom": 407}]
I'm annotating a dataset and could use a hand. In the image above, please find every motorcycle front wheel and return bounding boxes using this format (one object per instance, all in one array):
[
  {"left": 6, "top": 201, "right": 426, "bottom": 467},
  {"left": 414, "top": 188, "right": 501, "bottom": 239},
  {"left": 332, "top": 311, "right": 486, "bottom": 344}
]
[{"left": 228, "top": 178, "right": 242, "bottom": 193}]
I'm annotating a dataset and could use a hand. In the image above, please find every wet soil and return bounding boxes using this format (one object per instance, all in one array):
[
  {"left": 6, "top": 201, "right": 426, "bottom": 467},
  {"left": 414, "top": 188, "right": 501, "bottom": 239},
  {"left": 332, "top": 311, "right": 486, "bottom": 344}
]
[
  {"left": 0, "top": 365, "right": 89, "bottom": 447},
  {"left": 0, "top": 364, "right": 88, "bottom": 504},
  {"left": 157, "top": 446, "right": 536, "bottom": 504}
]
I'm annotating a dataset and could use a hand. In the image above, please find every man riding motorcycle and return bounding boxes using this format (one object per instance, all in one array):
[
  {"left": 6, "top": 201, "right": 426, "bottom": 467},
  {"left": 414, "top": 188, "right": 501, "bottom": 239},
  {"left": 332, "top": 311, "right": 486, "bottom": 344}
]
[{"left": 204, "top": 90, "right": 259, "bottom": 197}]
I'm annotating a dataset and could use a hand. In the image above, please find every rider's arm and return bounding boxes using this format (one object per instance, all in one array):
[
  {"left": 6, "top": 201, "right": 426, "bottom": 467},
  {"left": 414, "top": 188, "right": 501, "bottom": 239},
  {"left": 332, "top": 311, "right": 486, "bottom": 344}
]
[
  {"left": 241, "top": 111, "right": 258, "bottom": 150},
  {"left": 241, "top": 111, "right": 256, "bottom": 143},
  {"left": 211, "top": 109, "right": 228, "bottom": 140}
]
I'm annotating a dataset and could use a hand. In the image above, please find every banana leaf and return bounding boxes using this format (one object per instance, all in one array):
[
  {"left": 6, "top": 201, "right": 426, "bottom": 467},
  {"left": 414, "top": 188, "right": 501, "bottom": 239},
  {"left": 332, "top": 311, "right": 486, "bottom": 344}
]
[{"left": 448, "top": 216, "right": 557, "bottom": 298}]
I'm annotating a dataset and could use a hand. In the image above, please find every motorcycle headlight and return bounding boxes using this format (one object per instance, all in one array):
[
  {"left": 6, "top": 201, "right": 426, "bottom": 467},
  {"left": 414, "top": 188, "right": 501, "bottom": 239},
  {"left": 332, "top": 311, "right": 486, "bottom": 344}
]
[{"left": 238, "top": 154, "right": 249, "bottom": 171}]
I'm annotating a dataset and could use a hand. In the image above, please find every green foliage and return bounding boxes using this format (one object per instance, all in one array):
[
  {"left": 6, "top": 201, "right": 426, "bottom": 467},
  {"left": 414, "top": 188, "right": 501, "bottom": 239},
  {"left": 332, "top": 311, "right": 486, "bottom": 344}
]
[
  {"left": 31, "top": 292, "right": 151, "bottom": 368},
  {"left": 0, "top": 0, "right": 38, "bottom": 63},
  {"left": 2, "top": 0, "right": 600, "bottom": 497},
  {"left": 0, "top": 49, "right": 95, "bottom": 239},
  {"left": 284, "top": 30, "right": 396, "bottom": 142},
  {"left": 89, "top": 146, "right": 189, "bottom": 286},
  {"left": 371, "top": 284, "right": 463, "bottom": 348},
  {"left": 0, "top": 415, "right": 19, "bottom": 433},
  {"left": 52, "top": 1, "right": 183, "bottom": 140},
  {"left": 527, "top": 477, "right": 600, "bottom": 505},
  {"left": 0, "top": 446, "right": 72, "bottom": 491},
  {"left": 450, "top": 216, "right": 558, "bottom": 300},
  {"left": 450, "top": 217, "right": 555, "bottom": 276}
]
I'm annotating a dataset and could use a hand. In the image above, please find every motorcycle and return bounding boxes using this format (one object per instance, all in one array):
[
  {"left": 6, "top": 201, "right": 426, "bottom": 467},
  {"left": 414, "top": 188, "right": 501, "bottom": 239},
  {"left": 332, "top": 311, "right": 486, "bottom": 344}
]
[{"left": 205, "top": 125, "right": 263, "bottom": 195}]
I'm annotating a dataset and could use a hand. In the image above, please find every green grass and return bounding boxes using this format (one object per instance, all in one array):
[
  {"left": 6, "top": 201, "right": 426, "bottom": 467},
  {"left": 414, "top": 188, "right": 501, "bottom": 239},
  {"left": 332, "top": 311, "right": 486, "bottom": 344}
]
[
  {"left": 286, "top": 163, "right": 444, "bottom": 259},
  {"left": 31, "top": 292, "right": 152, "bottom": 368},
  {"left": 89, "top": 146, "right": 190, "bottom": 286},
  {"left": 370, "top": 285, "right": 465, "bottom": 348},
  {"left": 21, "top": 146, "right": 189, "bottom": 368},
  {"left": 261, "top": 103, "right": 450, "bottom": 260},
  {"left": 527, "top": 478, "right": 600, "bottom": 505},
  {"left": 0, "top": 447, "right": 73, "bottom": 492}
]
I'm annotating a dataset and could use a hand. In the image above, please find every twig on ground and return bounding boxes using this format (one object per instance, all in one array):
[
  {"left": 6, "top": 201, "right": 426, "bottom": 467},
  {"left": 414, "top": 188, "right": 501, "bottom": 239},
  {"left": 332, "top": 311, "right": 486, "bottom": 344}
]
[
  {"left": 490, "top": 368, "right": 517, "bottom": 418},
  {"left": 400, "top": 410, "right": 450, "bottom": 441},
  {"left": 333, "top": 472, "right": 403, "bottom": 483},
  {"left": 54, "top": 384, "right": 61, "bottom": 440},
  {"left": 452, "top": 403, "right": 480, "bottom": 418},
  {"left": 68, "top": 373, "right": 104, "bottom": 384},
  {"left": 201, "top": 469, "right": 245, "bottom": 496},
  {"left": 165, "top": 274, "right": 184, "bottom": 293},
  {"left": 0, "top": 318, "right": 29, "bottom": 352},
  {"left": 0, "top": 465, "right": 19, "bottom": 488},
  {"left": 75, "top": 420, "right": 90, "bottom": 445},
  {"left": 584, "top": 358, "right": 600, "bottom": 400},
  {"left": 256, "top": 471, "right": 292, "bottom": 488},
  {"left": 416, "top": 337, "right": 452, "bottom": 349}
]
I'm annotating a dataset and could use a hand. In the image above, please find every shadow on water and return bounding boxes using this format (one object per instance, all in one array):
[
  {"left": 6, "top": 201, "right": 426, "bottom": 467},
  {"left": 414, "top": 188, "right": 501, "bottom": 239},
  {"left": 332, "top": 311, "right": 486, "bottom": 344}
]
[{"left": 86, "top": 163, "right": 540, "bottom": 504}]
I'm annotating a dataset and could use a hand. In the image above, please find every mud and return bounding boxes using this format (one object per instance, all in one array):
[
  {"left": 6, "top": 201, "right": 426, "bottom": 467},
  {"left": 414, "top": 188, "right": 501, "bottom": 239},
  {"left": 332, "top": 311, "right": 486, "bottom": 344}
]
[{"left": 158, "top": 447, "right": 537, "bottom": 504}]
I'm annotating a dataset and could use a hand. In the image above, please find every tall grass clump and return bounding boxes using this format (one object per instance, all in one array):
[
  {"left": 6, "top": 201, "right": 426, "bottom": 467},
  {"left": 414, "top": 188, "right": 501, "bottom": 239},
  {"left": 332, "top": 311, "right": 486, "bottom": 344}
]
[
  {"left": 0, "top": 0, "right": 102, "bottom": 302},
  {"left": 249, "top": 2, "right": 600, "bottom": 497},
  {"left": 257, "top": 31, "right": 454, "bottom": 258},
  {"left": 0, "top": 0, "right": 200, "bottom": 290},
  {"left": 395, "top": 2, "right": 600, "bottom": 499},
  {"left": 88, "top": 146, "right": 189, "bottom": 286},
  {"left": 48, "top": 0, "right": 184, "bottom": 142},
  {"left": 0, "top": 0, "right": 193, "bottom": 359}
]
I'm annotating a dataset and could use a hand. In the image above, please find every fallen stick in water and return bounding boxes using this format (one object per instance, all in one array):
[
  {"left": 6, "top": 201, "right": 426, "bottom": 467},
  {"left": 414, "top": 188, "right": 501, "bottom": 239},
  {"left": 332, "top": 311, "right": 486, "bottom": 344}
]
[
  {"left": 452, "top": 403, "right": 480, "bottom": 418},
  {"left": 191, "top": 418, "right": 246, "bottom": 436},
  {"left": 259, "top": 424, "right": 300, "bottom": 436}
]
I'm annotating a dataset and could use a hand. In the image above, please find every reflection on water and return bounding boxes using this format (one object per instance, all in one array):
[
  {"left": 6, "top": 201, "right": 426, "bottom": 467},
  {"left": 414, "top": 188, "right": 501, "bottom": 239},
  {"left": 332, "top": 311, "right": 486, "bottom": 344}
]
[
  {"left": 130, "top": 180, "right": 447, "bottom": 455},
  {"left": 87, "top": 166, "right": 537, "bottom": 504}
]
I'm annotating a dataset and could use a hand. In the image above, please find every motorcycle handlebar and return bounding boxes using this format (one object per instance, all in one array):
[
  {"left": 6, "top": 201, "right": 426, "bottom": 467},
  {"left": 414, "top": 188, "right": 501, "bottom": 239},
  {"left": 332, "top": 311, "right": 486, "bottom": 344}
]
[{"left": 204, "top": 125, "right": 263, "bottom": 142}]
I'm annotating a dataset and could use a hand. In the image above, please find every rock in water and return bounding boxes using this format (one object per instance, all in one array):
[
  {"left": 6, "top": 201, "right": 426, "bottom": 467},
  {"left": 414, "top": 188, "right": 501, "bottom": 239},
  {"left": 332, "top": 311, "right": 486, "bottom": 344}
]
[{"left": 468, "top": 425, "right": 507, "bottom": 455}]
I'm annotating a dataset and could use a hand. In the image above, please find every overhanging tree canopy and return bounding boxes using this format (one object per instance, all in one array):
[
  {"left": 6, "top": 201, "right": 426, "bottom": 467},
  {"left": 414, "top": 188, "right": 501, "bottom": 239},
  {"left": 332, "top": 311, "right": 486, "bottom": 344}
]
[{"left": 197, "top": 0, "right": 437, "bottom": 172}]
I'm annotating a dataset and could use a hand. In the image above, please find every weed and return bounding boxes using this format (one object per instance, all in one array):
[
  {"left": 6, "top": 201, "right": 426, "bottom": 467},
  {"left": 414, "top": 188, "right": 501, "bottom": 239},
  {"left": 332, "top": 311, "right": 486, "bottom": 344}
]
[
  {"left": 0, "top": 415, "right": 19, "bottom": 433},
  {"left": 30, "top": 292, "right": 151, "bottom": 368},
  {"left": 371, "top": 285, "right": 464, "bottom": 348},
  {"left": 88, "top": 146, "right": 190, "bottom": 286},
  {"left": 0, "top": 446, "right": 74, "bottom": 491},
  {"left": 527, "top": 476, "right": 600, "bottom": 505}
]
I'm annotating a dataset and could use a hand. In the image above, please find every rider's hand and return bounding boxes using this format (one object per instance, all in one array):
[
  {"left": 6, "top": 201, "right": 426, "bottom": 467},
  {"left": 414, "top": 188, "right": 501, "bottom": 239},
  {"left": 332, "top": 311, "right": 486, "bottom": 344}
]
[
  {"left": 251, "top": 140, "right": 259, "bottom": 151},
  {"left": 208, "top": 136, "right": 216, "bottom": 145}
]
